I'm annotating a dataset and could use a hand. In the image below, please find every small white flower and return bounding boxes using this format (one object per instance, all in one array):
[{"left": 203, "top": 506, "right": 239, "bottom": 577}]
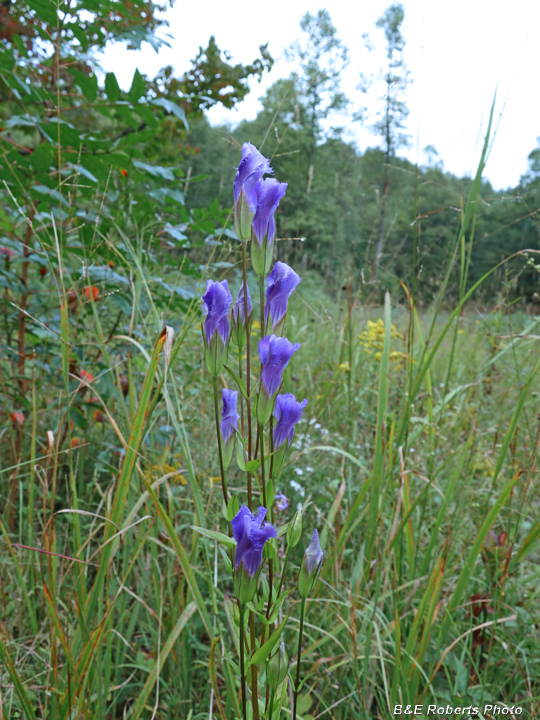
[
  {"left": 290, "top": 479, "right": 305, "bottom": 497},
  {"left": 306, "top": 466, "right": 314, "bottom": 473},
  {"left": 314, "top": 423, "right": 321, "bottom": 430},
  {"left": 294, "top": 468, "right": 304, "bottom": 476}
]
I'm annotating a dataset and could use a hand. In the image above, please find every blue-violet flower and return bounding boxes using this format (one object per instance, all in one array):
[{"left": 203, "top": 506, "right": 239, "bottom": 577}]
[
  {"left": 233, "top": 143, "right": 272, "bottom": 241},
  {"left": 221, "top": 388, "right": 239, "bottom": 468},
  {"left": 251, "top": 178, "right": 288, "bottom": 277},
  {"left": 265, "top": 262, "right": 302, "bottom": 334},
  {"left": 257, "top": 335, "right": 300, "bottom": 425},
  {"left": 201, "top": 279, "right": 232, "bottom": 376},
  {"left": 231, "top": 505, "right": 277, "bottom": 603}
]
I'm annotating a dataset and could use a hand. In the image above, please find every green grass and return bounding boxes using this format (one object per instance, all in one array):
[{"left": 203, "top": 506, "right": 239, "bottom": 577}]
[{"left": 2, "top": 249, "right": 540, "bottom": 718}]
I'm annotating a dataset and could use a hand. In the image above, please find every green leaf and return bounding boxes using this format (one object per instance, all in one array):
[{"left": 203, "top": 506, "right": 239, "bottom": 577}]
[
  {"left": 68, "top": 23, "right": 89, "bottom": 48},
  {"left": 132, "top": 160, "right": 176, "bottom": 181},
  {"left": 26, "top": 0, "right": 57, "bottom": 25},
  {"left": 245, "top": 459, "right": 261, "bottom": 473},
  {"left": 153, "top": 97, "right": 189, "bottom": 129},
  {"left": 190, "top": 526, "right": 236, "bottom": 548},
  {"left": 28, "top": 143, "right": 52, "bottom": 172},
  {"left": 105, "top": 72, "right": 121, "bottom": 102},
  {"left": 248, "top": 614, "right": 289, "bottom": 667},
  {"left": 117, "top": 129, "right": 155, "bottom": 148},
  {"left": 223, "top": 364, "right": 248, "bottom": 399},
  {"left": 227, "top": 495, "right": 240, "bottom": 521},
  {"left": 134, "top": 103, "right": 158, "bottom": 128},
  {"left": 128, "top": 69, "right": 146, "bottom": 102},
  {"left": 12, "top": 33, "right": 29, "bottom": 58},
  {"left": 115, "top": 104, "right": 139, "bottom": 129},
  {"left": 68, "top": 68, "right": 98, "bottom": 101}
]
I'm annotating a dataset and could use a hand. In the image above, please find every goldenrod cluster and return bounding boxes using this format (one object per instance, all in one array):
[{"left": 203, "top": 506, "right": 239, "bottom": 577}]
[
  {"left": 143, "top": 453, "right": 187, "bottom": 485},
  {"left": 358, "top": 319, "right": 407, "bottom": 363}
]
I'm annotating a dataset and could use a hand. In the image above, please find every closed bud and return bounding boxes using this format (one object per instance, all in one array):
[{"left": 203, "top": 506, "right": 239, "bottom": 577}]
[
  {"left": 234, "top": 563, "right": 258, "bottom": 605},
  {"left": 286, "top": 510, "right": 302, "bottom": 548},
  {"left": 251, "top": 236, "right": 274, "bottom": 277},
  {"left": 231, "top": 284, "right": 252, "bottom": 349},
  {"left": 267, "top": 641, "right": 289, "bottom": 689},
  {"left": 201, "top": 280, "right": 232, "bottom": 377},
  {"left": 256, "top": 385, "right": 275, "bottom": 426},
  {"left": 234, "top": 191, "right": 254, "bottom": 242},
  {"left": 203, "top": 325, "right": 229, "bottom": 377},
  {"left": 298, "top": 529, "right": 323, "bottom": 599}
]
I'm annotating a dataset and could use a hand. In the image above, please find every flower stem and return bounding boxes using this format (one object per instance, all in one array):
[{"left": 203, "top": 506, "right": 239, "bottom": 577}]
[
  {"left": 238, "top": 344, "right": 245, "bottom": 436},
  {"left": 292, "top": 597, "right": 306, "bottom": 720},
  {"left": 259, "top": 274, "right": 266, "bottom": 337},
  {"left": 250, "top": 611, "right": 260, "bottom": 720},
  {"left": 212, "top": 375, "right": 228, "bottom": 504},
  {"left": 268, "top": 691, "right": 275, "bottom": 720},
  {"left": 242, "top": 240, "right": 253, "bottom": 509},
  {"left": 276, "top": 546, "right": 290, "bottom": 600},
  {"left": 239, "top": 603, "right": 247, "bottom": 720},
  {"left": 259, "top": 422, "right": 266, "bottom": 508}
]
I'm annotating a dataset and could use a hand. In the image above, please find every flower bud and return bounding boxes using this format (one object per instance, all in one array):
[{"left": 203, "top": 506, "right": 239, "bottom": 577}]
[
  {"left": 203, "top": 326, "right": 229, "bottom": 377},
  {"left": 267, "top": 641, "right": 289, "bottom": 689},
  {"left": 234, "top": 191, "right": 254, "bottom": 242},
  {"left": 231, "top": 284, "right": 252, "bottom": 349},
  {"left": 234, "top": 562, "right": 258, "bottom": 605},
  {"left": 298, "top": 529, "right": 323, "bottom": 599},
  {"left": 286, "top": 510, "right": 302, "bottom": 548},
  {"left": 251, "top": 236, "right": 274, "bottom": 277},
  {"left": 221, "top": 389, "right": 239, "bottom": 470},
  {"left": 201, "top": 280, "right": 232, "bottom": 378}
]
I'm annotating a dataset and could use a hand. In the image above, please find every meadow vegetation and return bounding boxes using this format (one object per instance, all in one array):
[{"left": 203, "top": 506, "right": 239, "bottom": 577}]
[{"left": 1, "top": 2, "right": 540, "bottom": 719}]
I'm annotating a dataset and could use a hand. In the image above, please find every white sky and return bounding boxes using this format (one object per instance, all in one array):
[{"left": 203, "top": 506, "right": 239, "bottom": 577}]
[{"left": 100, "top": 0, "right": 540, "bottom": 190}]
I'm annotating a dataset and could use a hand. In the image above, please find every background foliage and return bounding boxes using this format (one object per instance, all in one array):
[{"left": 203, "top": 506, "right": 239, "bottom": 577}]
[{"left": 1, "top": 1, "right": 540, "bottom": 719}]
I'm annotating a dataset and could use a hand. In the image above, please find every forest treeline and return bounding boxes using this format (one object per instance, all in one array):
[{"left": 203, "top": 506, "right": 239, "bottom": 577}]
[
  {"left": 1, "top": 1, "right": 539, "bottom": 308},
  {"left": 183, "top": 90, "right": 540, "bottom": 304}
]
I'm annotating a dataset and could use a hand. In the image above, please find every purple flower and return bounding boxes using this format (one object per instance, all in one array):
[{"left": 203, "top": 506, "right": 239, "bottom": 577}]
[
  {"left": 232, "top": 282, "right": 252, "bottom": 326},
  {"left": 201, "top": 279, "right": 232, "bottom": 376},
  {"left": 298, "top": 528, "right": 323, "bottom": 598},
  {"left": 265, "top": 262, "right": 302, "bottom": 332},
  {"left": 252, "top": 178, "right": 288, "bottom": 248},
  {"left": 234, "top": 143, "right": 272, "bottom": 211},
  {"left": 273, "top": 393, "right": 308, "bottom": 450},
  {"left": 258, "top": 335, "right": 300, "bottom": 398},
  {"left": 305, "top": 529, "right": 323, "bottom": 575},
  {"left": 274, "top": 493, "right": 289, "bottom": 511},
  {"left": 221, "top": 389, "right": 239, "bottom": 444},
  {"left": 232, "top": 505, "right": 277, "bottom": 579},
  {"left": 234, "top": 143, "right": 272, "bottom": 241},
  {"left": 201, "top": 279, "right": 232, "bottom": 345}
]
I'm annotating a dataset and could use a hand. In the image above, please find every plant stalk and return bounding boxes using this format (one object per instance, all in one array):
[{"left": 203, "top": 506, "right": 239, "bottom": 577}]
[
  {"left": 239, "top": 602, "right": 247, "bottom": 720},
  {"left": 212, "top": 375, "right": 228, "bottom": 504},
  {"left": 242, "top": 240, "right": 253, "bottom": 508},
  {"left": 292, "top": 597, "right": 307, "bottom": 720}
]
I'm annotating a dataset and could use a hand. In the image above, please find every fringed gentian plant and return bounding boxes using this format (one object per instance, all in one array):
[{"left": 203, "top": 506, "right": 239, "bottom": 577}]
[{"left": 194, "top": 141, "right": 323, "bottom": 720}]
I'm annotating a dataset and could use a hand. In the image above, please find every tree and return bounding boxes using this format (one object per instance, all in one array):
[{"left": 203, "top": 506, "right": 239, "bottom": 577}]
[
  {"left": 285, "top": 10, "right": 349, "bottom": 218},
  {"left": 361, "top": 2, "right": 411, "bottom": 280}
]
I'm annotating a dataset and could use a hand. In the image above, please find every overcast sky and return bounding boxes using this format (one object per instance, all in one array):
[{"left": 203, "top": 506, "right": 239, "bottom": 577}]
[{"left": 100, "top": 0, "right": 540, "bottom": 190}]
